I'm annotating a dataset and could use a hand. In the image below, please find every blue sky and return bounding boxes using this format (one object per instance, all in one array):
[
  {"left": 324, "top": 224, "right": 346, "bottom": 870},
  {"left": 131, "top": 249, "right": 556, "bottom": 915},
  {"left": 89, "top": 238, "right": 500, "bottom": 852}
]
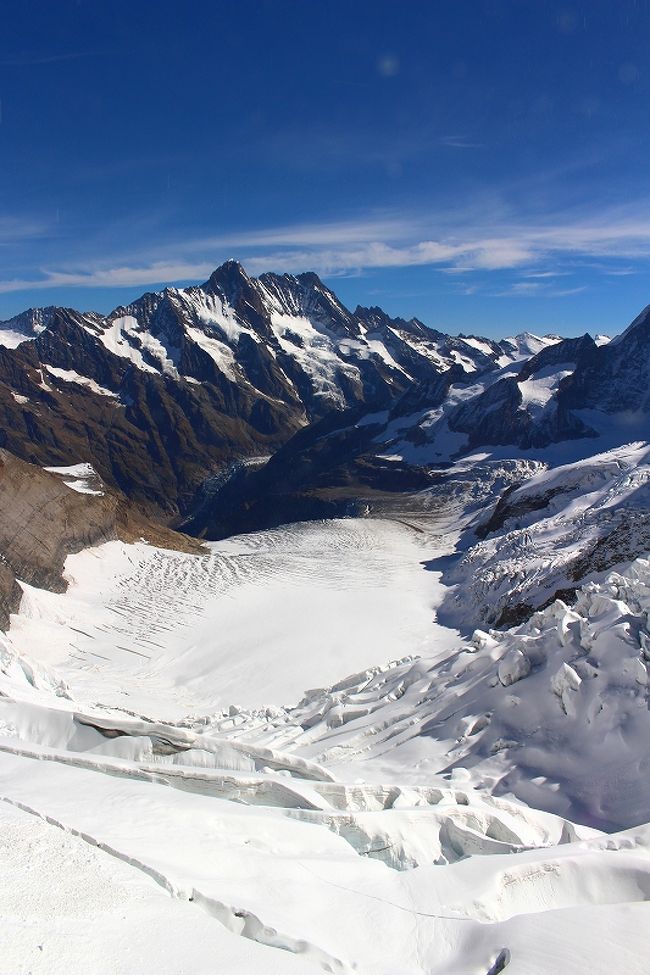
[{"left": 1, "top": 0, "right": 650, "bottom": 337}]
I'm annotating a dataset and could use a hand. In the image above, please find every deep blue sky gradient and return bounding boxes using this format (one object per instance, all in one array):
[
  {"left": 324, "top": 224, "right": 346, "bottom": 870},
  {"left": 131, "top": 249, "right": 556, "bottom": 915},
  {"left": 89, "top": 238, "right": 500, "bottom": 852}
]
[{"left": 1, "top": 0, "right": 650, "bottom": 336}]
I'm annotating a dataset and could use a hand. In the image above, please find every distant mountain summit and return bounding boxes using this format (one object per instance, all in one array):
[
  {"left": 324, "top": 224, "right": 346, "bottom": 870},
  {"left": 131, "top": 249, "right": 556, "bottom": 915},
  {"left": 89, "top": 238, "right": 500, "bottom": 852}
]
[{"left": 561, "top": 304, "right": 650, "bottom": 414}]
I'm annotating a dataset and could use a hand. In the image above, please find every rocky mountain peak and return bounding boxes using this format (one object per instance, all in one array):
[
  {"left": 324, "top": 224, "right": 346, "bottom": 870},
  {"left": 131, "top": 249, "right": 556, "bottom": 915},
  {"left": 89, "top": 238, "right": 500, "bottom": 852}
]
[
  {"left": 517, "top": 333, "right": 597, "bottom": 381},
  {"left": 610, "top": 303, "right": 650, "bottom": 347},
  {"left": 0, "top": 306, "right": 59, "bottom": 344},
  {"left": 202, "top": 259, "right": 254, "bottom": 296},
  {"left": 257, "top": 270, "right": 359, "bottom": 337}
]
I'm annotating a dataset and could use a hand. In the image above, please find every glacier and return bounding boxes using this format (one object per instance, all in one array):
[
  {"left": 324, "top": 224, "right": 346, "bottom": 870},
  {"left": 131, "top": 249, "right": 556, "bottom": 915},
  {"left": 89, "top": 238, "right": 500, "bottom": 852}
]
[{"left": 2, "top": 455, "right": 650, "bottom": 973}]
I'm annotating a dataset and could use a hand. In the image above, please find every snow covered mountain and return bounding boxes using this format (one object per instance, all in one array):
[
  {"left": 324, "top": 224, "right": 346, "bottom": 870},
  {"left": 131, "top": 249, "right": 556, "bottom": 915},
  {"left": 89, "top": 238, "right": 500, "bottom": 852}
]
[
  {"left": 187, "top": 303, "right": 650, "bottom": 546},
  {"left": 0, "top": 261, "right": 563, "bottom": 514}
]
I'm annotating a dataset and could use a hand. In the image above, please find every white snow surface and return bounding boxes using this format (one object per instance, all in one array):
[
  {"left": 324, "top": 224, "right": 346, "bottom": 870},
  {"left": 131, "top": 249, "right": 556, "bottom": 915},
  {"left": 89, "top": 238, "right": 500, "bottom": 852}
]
[
  {"left": 184, "top": 289, "right": 263, "bottom": 346},
  {"left": 95, "top": 314, "right": 180, "bottom": 377},
  {"left": 498, "top": 331, "right": 561, "bottom": 365},
  {"left": 518, "top": 361, "right": 576, "bottom": 413},
  {"left": 44, "top": 364, "right": 118, "bottom": 398},
  {"left": 43, "top": 462, "right": 105, "bottom": 495},
  {"left": 268, "top": 309, "right": 364, "bottom": 407},
  {"left": 9, "top": 519, "right": 456, "bottom": 716},
  {"left": 445, "top": 441, "right": 650, "bottom": 626},
  {"left": 0, "top": 328, "right": 34, "bottom": 349},
  {"left": 3, "top": 491, "right": 650, "bottom": 970}
]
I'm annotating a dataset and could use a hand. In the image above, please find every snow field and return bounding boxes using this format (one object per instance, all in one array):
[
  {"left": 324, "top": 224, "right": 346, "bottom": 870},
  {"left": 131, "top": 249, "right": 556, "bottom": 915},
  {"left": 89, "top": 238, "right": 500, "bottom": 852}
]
[
  {"left": 3, "top": 507, "right": 650, "bottom": 971},
  {"left": 9, "top": 518, "right": 456, "bottom": 716}
]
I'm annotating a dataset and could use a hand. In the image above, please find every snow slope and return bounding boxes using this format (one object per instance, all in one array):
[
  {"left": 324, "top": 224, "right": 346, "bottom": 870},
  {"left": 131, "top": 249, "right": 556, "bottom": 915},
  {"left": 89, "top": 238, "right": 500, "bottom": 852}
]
[
  {"left": 213, "top": 556, "right": 650, "bottom": 829},
  {"left": 9, "top": 519, "right": 459, "bottom": 717},
  {"left": 2, "top": 503, "right": 650, "bottom": 971},
  {"left": 43, "top": 462, "right": 106, "bottom": 496},
  {"left": 445, "top": 441, "right": 650, "bottom": 626},
  {"left": 5, "top": 740, "right": 648, "bottom": 975}
]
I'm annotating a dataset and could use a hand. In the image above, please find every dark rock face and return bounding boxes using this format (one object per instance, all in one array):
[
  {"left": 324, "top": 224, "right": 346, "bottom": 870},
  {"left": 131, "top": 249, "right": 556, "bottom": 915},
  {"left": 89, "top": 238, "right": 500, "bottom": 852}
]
[
  {"left": 0, "top": 319, "right": 300, "bottom": 516},
  {"left": 568, "top": 509, "right": 650, "bottom": 579},
  {"left": 183, "top": 372, "right": 460, "bottom": 539},
  {"left": 450, "top": 377, "right": 531, "bottom": 447},
  {"left": 561, "top": 306, "right": 650, "bottom": 414},
  {"left": 516, "top": 333, "right": 597, "bottom": 381},
  {"left": 259, "top": 270, "right": 362, "bottom": 338},
  {"left": 475, "top": 483, "right": 566, "bottom": 539}
]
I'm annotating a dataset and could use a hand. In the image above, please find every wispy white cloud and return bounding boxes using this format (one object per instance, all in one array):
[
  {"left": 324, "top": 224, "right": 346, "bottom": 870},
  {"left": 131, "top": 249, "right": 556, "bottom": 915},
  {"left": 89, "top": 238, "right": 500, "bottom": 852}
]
[
  {"left": 494, "top": 281, "right": 544, "bottom": 297},
  {"left": 189, "top": 204, "right": 650, "bottom": 271},
  {"left": 0, "top": 261, "right": 217, "bottom": 295},
  {"left": 520, "top": 270, "right": 571, "bottom": 279},
  {"left": 4, "top": 201, "right": 650, "bottom": 296},
  {"left": 0, "top": 215, "right": 53, "bottom": 243},
  {"left": 179, "top": 217, "right": 417, "bottom": 251},
  {"left": 438, "top": 266, "right": 476, "bottom": 275},
  {"left": 492, "top": 282, "right": 587, "bottom": 298},
  {"left": 0, "top": 51, "right": 106, "bottom": 67},
  {"left": 439, "top": 135, "right": 483, "bottom": 149}
]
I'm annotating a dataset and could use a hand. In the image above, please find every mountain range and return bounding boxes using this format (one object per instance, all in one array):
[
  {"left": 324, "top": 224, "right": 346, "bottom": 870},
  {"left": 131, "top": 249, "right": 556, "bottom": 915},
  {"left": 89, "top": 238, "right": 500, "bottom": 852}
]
[{"left": 2, "top": 260, "right": 644, "bottom": 521}]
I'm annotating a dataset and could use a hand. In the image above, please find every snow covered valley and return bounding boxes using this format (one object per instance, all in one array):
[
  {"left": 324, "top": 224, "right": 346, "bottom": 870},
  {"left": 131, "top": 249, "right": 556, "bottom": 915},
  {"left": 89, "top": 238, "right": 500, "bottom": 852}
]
[{"left": 3, "top": 480, "right": 650, "bottom": 974}]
